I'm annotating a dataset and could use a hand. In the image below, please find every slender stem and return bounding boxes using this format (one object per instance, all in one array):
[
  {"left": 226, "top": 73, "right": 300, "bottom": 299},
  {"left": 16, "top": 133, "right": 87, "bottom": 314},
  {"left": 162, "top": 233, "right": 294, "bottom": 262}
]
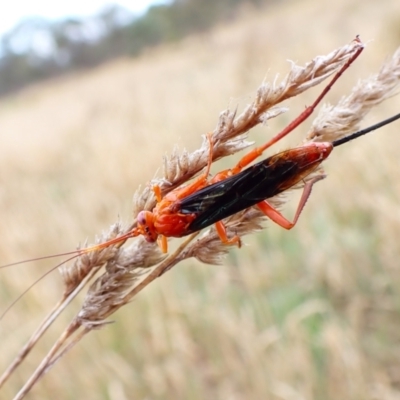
[
  {"left": 119, "top": 233, "right": 199, "bottom": 304},
  {"left": 0, "top": 298, "right": 65, "bottom": 388},
  {"left": 87, "top": 232, "right": 200, "bottom": 322},
  {"left": 14, "top": 321, "right": 80, "bottom": 400},
  {"left": 11, "top": 234, "right": 198, "bottom": 398},
  {"left": 45, "top": 327, "right": 91, "bottom": 370},
  {"left": 0, "top": 266, "right": 100, "bottom": 389}
]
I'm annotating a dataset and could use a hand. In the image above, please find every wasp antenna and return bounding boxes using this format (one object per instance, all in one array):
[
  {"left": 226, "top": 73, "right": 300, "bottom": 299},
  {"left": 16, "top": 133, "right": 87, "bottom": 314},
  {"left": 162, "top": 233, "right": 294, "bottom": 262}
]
[
  {"left": 332, "top": 112, "right": 400, "bottom": 147},
  {"left": 0, "top": 229, "right": 141, "bottom": 319},
  {"left": 0, "top": 227, "right": 140, "bottom": 270},
  {"left": 0, "top": 250, "right": 84, "bottom": 269},
  {"left": 0, "top": 254, "right": 81, "bottom": 321},
  {"left": 80, "top": 229, "right": 141, "bottom": 253}
]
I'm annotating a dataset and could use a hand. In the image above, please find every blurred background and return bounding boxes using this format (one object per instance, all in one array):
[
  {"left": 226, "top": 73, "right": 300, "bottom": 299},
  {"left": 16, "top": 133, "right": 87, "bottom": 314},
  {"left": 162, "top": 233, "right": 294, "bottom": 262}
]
[{"left": 0, "top": 0, "right": 400, "bottom": 398}]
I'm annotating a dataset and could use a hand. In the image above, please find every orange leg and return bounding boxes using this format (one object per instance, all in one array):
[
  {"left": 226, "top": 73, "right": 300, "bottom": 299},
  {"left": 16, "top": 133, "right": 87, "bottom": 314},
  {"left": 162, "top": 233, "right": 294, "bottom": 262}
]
[
  {"left": 157, "top": 132, "right": 215, "bottom": 201},
  {"left": 228, "top": 37, "right": 363, "bottom": 175},
  {"left": 153, "top": 185, "right": 163, "bottom": 202},
  {"left": 256, "top": 175, "right": 325, "bottom": 229},
  {"left": 157, "top": 235, "right": 168, "bottom": 253},
  {"left": 215, "top": 221, "right": 241, "bottom": 248},
  {"left": 177, "top": 132, "right": 214, "bottom": 197}
]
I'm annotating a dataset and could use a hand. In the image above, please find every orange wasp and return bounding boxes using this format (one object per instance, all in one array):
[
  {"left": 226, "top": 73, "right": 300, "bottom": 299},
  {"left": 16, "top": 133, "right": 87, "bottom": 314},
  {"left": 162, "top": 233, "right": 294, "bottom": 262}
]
[{"left": 79, "top": 37, "right": 365, "bottom": 253}]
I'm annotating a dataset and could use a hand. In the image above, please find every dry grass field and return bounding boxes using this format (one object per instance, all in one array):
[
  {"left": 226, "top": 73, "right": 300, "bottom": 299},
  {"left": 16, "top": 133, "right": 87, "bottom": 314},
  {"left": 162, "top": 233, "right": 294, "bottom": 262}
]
[{"left": 0, "top": 0, "right": 400, "bottom": 398}]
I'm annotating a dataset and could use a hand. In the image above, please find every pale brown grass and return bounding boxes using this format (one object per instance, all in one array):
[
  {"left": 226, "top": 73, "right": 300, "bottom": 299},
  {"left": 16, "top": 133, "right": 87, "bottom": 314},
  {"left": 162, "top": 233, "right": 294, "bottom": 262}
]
[{"left": 0, "top": 0, "right": 400, "bottom": 398}]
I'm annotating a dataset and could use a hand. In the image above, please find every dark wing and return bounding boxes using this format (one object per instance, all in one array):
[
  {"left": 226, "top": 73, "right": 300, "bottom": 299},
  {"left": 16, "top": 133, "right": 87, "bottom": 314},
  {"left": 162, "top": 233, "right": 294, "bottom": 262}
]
[{"left": 180, "top": 155, "right": 302, "bottom": 233}]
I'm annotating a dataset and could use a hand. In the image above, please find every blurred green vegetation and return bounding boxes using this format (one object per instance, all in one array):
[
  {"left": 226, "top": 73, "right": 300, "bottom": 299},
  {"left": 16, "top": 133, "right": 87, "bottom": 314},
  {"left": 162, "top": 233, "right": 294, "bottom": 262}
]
[{"left": 0, "top": 0, "right": 270, "bottom": 96}]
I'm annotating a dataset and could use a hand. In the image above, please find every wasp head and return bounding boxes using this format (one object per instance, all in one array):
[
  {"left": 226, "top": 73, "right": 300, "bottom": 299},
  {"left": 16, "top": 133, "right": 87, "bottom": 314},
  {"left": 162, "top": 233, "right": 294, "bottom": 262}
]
[{"left": 137, "top": 211, "right": 158, "bottom": 242}]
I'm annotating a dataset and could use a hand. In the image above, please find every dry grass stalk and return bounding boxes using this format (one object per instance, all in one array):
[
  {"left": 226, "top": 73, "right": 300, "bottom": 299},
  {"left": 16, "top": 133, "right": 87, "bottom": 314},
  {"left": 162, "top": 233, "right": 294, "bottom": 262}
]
[
  {"left": 4, "top": 37, "right": 400, "bottom": 399},
  {"left": 307, "top": 46, "right": 400, "bottom": 142}
]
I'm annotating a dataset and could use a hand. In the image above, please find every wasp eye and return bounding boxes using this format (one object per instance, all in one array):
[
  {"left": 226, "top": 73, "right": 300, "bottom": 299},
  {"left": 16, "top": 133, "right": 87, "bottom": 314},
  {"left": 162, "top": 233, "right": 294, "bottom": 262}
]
[{"left": 137, "top": 211, "right": 146, "bottom": 226}]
